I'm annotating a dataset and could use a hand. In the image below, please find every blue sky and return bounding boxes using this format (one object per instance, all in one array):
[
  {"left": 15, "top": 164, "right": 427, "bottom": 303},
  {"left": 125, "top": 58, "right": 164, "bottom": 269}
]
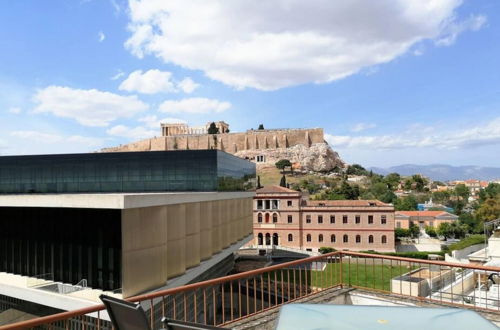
[{"left": 0, "top": 0, "right": 499, "bottom": 167}]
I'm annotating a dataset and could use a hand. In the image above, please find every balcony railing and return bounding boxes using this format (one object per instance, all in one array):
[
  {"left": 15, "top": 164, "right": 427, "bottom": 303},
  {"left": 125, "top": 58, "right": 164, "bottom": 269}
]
[{"left": 1, "top": 251, "right": 499, "bottom": 330}]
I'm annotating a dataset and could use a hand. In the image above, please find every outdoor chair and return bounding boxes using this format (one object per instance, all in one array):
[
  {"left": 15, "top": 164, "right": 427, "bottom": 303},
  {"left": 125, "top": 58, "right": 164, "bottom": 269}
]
[{"left": 100, "top": 295, "right": 227, "bottom": 330}]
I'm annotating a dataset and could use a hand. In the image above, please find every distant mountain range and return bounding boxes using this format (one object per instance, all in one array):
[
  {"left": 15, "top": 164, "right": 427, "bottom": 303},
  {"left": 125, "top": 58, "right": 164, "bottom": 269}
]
[{"left": 369, "top": 164, "right": 500, "bottom": 181}]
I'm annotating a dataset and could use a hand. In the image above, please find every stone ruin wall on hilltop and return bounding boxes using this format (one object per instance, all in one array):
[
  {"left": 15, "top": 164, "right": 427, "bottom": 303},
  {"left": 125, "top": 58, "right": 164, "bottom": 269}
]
[
  {"left": 100, "top": 127, "right": 344, "bottom": 172},
  {"left": 101, "top": 128, "right": 325, "bottom": 154}
]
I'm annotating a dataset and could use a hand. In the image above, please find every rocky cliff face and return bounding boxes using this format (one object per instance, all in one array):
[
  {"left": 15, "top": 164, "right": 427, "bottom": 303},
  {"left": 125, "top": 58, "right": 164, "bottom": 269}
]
[{"left": 235, "top": 142, "right": 344, "bottom": 172}]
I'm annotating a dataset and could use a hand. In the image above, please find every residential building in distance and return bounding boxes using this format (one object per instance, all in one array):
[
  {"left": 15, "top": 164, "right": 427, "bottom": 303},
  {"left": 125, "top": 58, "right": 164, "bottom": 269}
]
[
  {"left": 252, "top": 186, "right": 395, "bottom": 252},
  {"left": 0, "top": 150, "right": 255, "bottom": 316},
  {"left": 395, "top": 211, "right": 458, "bottom": 230}
]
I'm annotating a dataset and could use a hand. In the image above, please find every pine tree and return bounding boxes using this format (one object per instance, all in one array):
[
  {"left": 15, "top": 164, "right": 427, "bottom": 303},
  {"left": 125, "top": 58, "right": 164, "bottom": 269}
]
[{"left": 280, "top": 175, "right": 287, "bottom": 187}]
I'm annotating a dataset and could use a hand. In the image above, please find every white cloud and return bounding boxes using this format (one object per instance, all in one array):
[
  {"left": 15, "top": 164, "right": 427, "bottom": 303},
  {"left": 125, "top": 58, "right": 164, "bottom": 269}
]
[
  {"left": 8, "top": 107, "right": 21, "bottom": 114},
  {"left": 11, "top": 130, "right": 103, "bottom": 147},
  {"left": 326, "top": 117, "right": 500, "bottom": 150},
  {"left": 178, "top": 77, "right": 199, "bottom": 94},
  {"left": 33, "top": 86, "right": 148, "bottom": 127},
  {"left": 119, "top": 69, "right": 176, "bottom": 94},
  {"left": 138, "top": 115, "right": 186, "bottom": 128},
  {"left": 107, "top": 124, "right": 157, "bottom": 140},
  {"left": 98, "top": 31, "right": 106, "bottom": 42},
  {"left": 159, "top": 97, "right": 231, "bottom": 114},
  {"left": 119, "top": 69, "right": 199, "bottom": 94},
  {"left": 111, "top": 70, "right": 125, "bottom": 80},
  {"left": 125, "top": 0, "right": 484, "bottom": 90},
  {"left": 351, "top": 123, "right": 376, "bottom": 132},
  {"left": 435, "top": 15, "right": 487, "bottom": 46}
]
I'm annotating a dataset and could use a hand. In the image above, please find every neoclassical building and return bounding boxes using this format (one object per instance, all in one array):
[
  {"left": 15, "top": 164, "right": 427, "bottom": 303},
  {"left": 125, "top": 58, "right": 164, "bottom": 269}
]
[
  {"left": 395, "top": 211, "right": 458, "bottom": 230},
  {"left": 253, "top": 186, "right": 395, "bottom": 252}
]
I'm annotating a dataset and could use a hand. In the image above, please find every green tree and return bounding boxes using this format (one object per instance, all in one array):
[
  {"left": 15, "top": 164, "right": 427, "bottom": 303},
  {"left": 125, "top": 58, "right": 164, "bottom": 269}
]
[
  {"left": 425, "top": 226, "right": 437, "bottom": 238},
  {"left": 384, "top": 173, "right": 401, "bottom": 190},
  {"left": 371, "top": 182, "right": 389, "bottom": 199},
  {"left": 476, "top": 197, "right": 500, "bottom": 223},
  {"left": 479, "top": 183, "right": 500, "bottom": 202},
  {"left": 437, "top": 222, "right": 451, "bottom": 238},
  {"left": 275, "top": 159, "right": 292, "bottom": 173},
  {"left": 339, "top": 181, "right": 360, "bottom": 200},
  {"left": 319, "top": 247, "right": 336, "bottom": 254},
  {"left": 431, "top": 191, "right": 451, "bottom": 204},
  {"left": 257, "top": 176, "right": 262, "bottom": 189},
  {"left": 395, "top": 228, "right": 411, "bottom": 238},
  {"left": 380, "top": 191, "right": 397, "bottom": 203},
  {"left": 279, "top": 174, "right": 287, "bottom": 187},
  {"left": 346, "top": 164, "right": 368, "bottom": 176},
  {"left": 207, "top": 122, "right": 219, "bottom": 134},
  {"left": 409, "top": 224, "right": 420, "bottom": 238},
  {"left": 411, "top": 175, "right": 427, "bottom": 192},
  {"left": 454, "top": 184, "right": 470, "bottom": 201},
  {"left": 258, "top": 124, "right": 264, "bottom": 130},
  {"left": 394, "top": 195, "right": 418, "bottom": 211}
]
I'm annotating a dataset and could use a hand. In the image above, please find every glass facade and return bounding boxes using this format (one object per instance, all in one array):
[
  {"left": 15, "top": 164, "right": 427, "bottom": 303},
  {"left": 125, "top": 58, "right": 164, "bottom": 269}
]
[
  {"left": 0, "top": 207, "right": 122, "bottom": 291},
  {"left": 0, "top": 150, "right": 255, "bottom": 194}
]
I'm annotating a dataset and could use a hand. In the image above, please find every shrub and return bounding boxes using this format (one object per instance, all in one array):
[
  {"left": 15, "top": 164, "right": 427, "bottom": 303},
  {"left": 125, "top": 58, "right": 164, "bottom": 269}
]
[
  {"left": 446, "top": 235, "right": 485, "bottom": 254},
  {"left": 319, "top": 247, "right": 336, "bottom": 254},
  {"left": 360, "top": 250, "right": 445, "bottom": 260}
]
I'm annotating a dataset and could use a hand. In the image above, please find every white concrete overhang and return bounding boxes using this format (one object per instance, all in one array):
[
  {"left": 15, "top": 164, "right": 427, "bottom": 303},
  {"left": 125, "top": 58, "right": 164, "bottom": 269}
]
[{"left": 0, "top": 191, "right": 255, "bottom": 209}]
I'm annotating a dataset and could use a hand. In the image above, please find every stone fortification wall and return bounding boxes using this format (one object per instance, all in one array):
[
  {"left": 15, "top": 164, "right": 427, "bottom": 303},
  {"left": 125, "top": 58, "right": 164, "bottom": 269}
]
[
  {"left": 100, "top": 127, "right": 344, "bottom": 172},
  {"left": 101, "top": 128, "right": 325, "bottom": 153}
]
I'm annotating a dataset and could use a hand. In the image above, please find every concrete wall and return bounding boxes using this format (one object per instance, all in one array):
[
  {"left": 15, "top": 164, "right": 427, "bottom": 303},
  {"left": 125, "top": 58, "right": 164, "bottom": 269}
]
[
  {"left": 121, "top": 197, "right": 253, "bottom": 298},
  {"left": 101, "top": 128, "right": 324, "bottom": 154}
]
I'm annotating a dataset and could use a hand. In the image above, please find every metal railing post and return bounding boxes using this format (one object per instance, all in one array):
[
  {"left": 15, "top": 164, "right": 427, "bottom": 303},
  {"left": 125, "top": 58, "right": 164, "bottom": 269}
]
[{"left": 339, "top": 252, "right": 343, "bottom": 288}]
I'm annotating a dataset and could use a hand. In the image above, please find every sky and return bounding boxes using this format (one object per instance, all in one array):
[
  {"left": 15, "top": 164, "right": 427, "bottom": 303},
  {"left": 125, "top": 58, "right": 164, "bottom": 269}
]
[{"left": 0, "top": 0, "right": 499, "bottom": 168}]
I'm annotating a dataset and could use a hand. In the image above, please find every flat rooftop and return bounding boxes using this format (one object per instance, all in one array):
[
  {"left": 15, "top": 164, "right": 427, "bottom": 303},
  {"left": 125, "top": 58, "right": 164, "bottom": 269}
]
[{"left": 0, "top": 191, "right": 254, "bottom": 209}]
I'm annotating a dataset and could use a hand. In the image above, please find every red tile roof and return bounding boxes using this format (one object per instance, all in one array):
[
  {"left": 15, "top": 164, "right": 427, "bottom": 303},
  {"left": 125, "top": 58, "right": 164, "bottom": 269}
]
[
  {"left": 256, "top": 185, "right": 300, "bottom": 194},
  {"left": 396, "top": 211, "right": 458, "bottom": 219},
  {"left": 307, "top": 200, "right": 390, "bottom": 207},
  {"left": 397, "top": 211, "right": 446, "bottom": 216}
]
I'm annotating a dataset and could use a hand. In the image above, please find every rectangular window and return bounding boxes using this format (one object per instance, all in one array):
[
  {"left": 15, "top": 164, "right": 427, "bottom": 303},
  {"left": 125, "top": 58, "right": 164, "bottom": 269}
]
[
  {"left": 429, "top": 221, "right": 434, "bottom": 227},
  {"left": 368, "top": 215, "right": 374, "bottom": 224},
  {"left": 396, "top": 222, "right": 401, "bottom": 228},
  {"left": 343, "top": 215, "right": 348, "bottom": 224},
  {"left": 381, "top": 215, "right": 387, "bottom": 224},
  {"left": 265, "top": 200, "right": 271, "bottom": 210},
  {"left": 271, "top": 200, "right": 279, "bottom": 210},
  {"left": 306, "top": 215, "right": 311, "bottom": 223},
  {"left": 288, "top": 215, "right": 293, "bottom": 223},
  {"left": 355, "top": 215, "right": 361, "bottom": 224},
  {"left": 257, "top": 200, "right": 263, "bottom": 210},
  {"left": 318, "top": 215, "right": 323, "bottom": 224},
  {"left": 330, "top": 215, "right": 335, "bottom": 224},
  {"left": 287, "top": 200, "right": 292, "bottom": 207}
]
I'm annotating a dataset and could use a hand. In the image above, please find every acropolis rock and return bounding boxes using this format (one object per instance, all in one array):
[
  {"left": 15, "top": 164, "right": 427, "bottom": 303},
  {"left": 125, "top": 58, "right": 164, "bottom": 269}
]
[{"left": 100, "top": 121, "right": 344, "bottom": 172}]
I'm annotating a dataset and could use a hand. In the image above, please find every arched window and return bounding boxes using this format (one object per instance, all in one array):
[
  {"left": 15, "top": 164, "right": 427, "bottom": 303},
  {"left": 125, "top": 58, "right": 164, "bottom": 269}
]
[
  {"left": 273, "top": 233, "right": 279, "bottom": 245},
  {"left": 306, "top": 234, "right": 311, "bottom": 242},
  {"left": 272, "top": 213, "right": 278, "bottom": 223},
  {"left": 356, "top": 235, "right": 361, "bottom": 243},
  {"left": 258, "top": 233, "right": 263, "bottom": 245},
  {"left": 381, "top": 235, "right": 387, "bottom": 244},
  {"left": 265, "top": 213, "right": 270, "bottom": 223},
  {"left": 288, "top": 234, "right": 293, "bottom": 242},
  {"left": 265, "top": 233, "right": 271, "bottom": 245},
  {"left": 257, "top": 213, "right": 262, "bottom": 223},
  {"left": 343, "top": 234, "right": 348, "bottom": 243},
  {"left": 319, "top": 234, "right": 323, "bottom": 242},
  {"left": 331, "top": 234, "right": 336, "bottom": 243},
  {"left": 368, "top": 235, "right": 374, "bottom": 244}
]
